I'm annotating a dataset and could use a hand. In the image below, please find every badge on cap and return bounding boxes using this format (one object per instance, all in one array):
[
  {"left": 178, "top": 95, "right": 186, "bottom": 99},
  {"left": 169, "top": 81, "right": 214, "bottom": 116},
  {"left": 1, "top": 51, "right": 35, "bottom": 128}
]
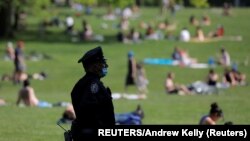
[{"left": 91, "top": 83, "right": 99, "bottom": 94}]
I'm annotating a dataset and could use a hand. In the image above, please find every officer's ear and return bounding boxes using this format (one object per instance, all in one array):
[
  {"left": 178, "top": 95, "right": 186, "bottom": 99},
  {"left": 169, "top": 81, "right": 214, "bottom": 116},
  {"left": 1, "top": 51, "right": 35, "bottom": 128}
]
[
  {"left": 89, "top": 63, "right": 101, "bottom": 73},
  {"left": 92, "top": 62, "right": 101, "bottom": 68}
]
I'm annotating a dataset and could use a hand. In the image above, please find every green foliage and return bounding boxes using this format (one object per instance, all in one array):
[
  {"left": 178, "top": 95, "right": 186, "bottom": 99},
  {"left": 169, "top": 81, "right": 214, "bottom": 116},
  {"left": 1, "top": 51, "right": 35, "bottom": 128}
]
[
  {"left": 144, "top": 0, "right": 161, "bottom": 6},
  {"left": 190, "top": 0, "right": 209, "bottom": 8},
  {"left": 26, "top": 0, "right": 51, "bottom": 13},
  {"left": 97, "top": 0, "right": 134, "bottom": 8},
  {"left": 0, "top": 0, "right": 24, "bottom": 9},
  {"left": 143, "top": 0, "right": 183, "bottom": 7},
  {"left": 74, "top": 0, "right": 97, "bottom": 6},
  {"left": 175, "top": 0, "right": 184, "bottom": 5},
  {"left": 31, "top": 0, "right": 51, "bottom": 8},
  {"left": 114, "top": 0, "right": 134, "bottom": 8},
  {"left": 0, "top": 7, "right": 250, "bottom": 141},
  {"left": 0, "top": 0, "right": 7, "bottom": 7}
]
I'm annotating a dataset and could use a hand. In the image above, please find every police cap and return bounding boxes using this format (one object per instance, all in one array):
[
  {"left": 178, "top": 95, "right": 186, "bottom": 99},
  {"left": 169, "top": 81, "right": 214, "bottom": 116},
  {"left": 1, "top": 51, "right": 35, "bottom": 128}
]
[{"left": 78, "top": 46, "right": 106, "bottom": 65}]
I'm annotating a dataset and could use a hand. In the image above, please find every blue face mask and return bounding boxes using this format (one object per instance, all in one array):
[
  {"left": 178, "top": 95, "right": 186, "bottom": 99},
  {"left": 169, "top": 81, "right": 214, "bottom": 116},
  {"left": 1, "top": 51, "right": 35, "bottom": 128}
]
[{"left": 101, "top": 67, "right": 108, "bottom": 77}]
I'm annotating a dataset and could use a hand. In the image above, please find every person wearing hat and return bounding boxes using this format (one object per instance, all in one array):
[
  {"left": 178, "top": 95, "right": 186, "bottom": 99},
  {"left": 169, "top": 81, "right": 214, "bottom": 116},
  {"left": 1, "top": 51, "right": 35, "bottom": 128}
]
[{"left": 70, "top": 46, "right": 115, "bottom": 139}]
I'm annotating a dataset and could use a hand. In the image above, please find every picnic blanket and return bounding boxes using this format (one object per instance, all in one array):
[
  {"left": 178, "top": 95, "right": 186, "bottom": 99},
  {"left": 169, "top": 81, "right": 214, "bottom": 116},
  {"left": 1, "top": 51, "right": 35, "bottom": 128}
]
[
  {"left": 143, "top": 58, "right": 178, "bottom": 66},
  {"left": 143, "top": 58, "right": 209, "bottom": 69}
]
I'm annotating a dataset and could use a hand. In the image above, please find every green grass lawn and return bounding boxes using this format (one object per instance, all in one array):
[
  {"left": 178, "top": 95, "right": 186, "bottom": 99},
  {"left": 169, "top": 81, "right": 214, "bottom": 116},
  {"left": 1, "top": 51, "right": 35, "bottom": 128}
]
[{"left": 0, "top": 6, "right": 250, "bottom": 141}]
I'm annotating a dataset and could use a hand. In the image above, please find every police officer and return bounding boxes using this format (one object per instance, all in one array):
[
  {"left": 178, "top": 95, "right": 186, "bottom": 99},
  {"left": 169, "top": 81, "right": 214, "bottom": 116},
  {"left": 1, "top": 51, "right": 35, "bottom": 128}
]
[{"left": 70, "top": 46, "right": 115, "bottom": 139}]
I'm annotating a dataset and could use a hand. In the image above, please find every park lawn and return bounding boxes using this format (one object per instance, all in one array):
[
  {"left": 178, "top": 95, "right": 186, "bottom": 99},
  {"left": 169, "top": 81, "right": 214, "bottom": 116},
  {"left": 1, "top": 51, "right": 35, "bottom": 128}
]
[{"left": 0, "top": 7, "right": 250, "bottom": 141}]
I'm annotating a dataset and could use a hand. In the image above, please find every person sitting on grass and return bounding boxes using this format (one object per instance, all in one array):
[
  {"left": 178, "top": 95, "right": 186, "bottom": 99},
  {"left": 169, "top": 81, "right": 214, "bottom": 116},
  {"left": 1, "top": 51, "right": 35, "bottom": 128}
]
[
  {"left": 217, "top": 48, "right": 231, "bottom": 67},
  {"left": 231, "top": 67, "right": 247, "bottom": 86},
  {"left": 222, "top": 68, "right": 237, "bottom": 87},
  {"left": 0, "top": 98, "right": 6, "bottom": 106},
  {"left": 206, "top": 69, "right": 219, "bottom": 87},
  {"left": 199, "top": 102, "right": 223, "bottom": 125},
  {"left": 193, "top": 26, "right": 205, "bottom": 42},
  {"left": 164, "top": 72, "right": 192, "bottom": 95},
  {"left": 16, "top": 79, "right": 69, "bottom": 108}
]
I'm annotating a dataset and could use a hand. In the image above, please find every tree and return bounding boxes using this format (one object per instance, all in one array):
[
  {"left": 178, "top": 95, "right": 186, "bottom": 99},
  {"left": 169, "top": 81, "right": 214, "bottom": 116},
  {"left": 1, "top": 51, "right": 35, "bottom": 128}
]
[
  {"left": 0, "top": 0, "right": 29, "bottom": 37},
  {"left": 74, "top": 0, "right": 98, "bottom": 6},
  {"left": 0, "top": 0, "right": 13, "bottom": 37},
  {"left": 0, "top": 0, "right": 51, "bottom": 38},
  {"left": 190, "top": 0, "right": 209, "bottom": 8},
  {"left": 97, "top": 0, "right": 134, "bottom": 9}
]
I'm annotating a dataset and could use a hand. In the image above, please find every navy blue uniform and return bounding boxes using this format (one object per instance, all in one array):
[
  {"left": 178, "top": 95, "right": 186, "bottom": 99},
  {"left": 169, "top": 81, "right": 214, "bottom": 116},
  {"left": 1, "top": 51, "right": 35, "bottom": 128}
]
[{"left": 70, "top": 72, "right": 115, "bottom": 138}]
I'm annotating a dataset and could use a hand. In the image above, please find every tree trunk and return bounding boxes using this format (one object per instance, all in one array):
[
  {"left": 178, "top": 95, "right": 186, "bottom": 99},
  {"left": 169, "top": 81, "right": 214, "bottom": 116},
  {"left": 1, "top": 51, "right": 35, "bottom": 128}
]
[
  {"left": 13, "top": 6, "right": 19, "bottom": 30},
  {"left": 0, "top": 0, "right": 13, "bottom": 38}
]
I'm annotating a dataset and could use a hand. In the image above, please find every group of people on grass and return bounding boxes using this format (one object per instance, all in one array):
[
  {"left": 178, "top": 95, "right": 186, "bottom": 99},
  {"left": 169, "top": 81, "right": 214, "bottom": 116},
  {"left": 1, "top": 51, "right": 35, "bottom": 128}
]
[
  {"left": 166, "top": 45, "right": 247, "bottom": 95},
  {"left": 0, "top": 77, "right": 230, "bottom": 126},
  {"left": 0, "top": 2, "right": 243, "bottom": 128},
  {"left": 164, "top": 66, "right": 246, "bottom": 96}
]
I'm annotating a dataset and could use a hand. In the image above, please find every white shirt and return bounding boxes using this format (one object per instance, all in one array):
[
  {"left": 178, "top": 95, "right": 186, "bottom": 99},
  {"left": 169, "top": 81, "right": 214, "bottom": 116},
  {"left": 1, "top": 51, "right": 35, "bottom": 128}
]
[
  {"left": 66, "top": 16, "right": 74, "bottom": 27},
  {"left": 180, "top": 29, "right": 191, "bottom": 42}
]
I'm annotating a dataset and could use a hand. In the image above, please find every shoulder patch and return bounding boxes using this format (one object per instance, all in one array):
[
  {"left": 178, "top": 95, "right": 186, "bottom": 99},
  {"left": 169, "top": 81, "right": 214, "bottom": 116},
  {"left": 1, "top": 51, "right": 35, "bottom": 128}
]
[{"left": 90, "top": 83, "right": 99, "bottom": 94}]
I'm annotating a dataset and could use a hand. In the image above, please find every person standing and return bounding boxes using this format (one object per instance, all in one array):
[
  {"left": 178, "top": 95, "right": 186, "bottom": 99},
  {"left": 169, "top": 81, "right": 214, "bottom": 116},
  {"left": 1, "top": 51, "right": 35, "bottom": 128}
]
[
  {"left": 5, "top": 41, "right": 15, "bottom": 61},
  {"left": 70, "top": 46, "right": 115, "bottom": 139},
  {"left": 125, "top": 51, "right": 137, "bottom": 93},
  {"left": 13, "top": 41, "right": 26, "bottom": 84},
  {"left": 135, "top": 62, "right": 149, "bottom": 97}
]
